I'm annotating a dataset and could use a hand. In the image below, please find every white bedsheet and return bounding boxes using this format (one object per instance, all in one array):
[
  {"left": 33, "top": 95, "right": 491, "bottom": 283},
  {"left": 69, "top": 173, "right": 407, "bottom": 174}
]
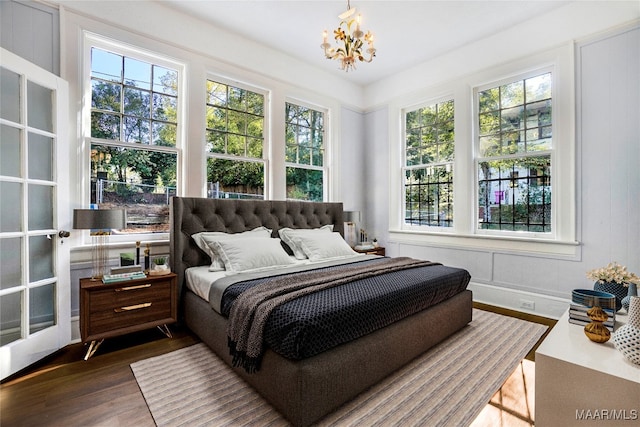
[
  {"left": 185, "top": 266, "right": 227, "bottom": 301},
  {"left": 185, "top": 254, "right": 369, "bottom": 304}
]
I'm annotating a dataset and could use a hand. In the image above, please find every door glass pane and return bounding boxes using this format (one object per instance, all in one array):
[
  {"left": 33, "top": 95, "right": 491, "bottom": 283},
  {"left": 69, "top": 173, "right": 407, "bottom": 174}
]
[
  {"left": 1, "top": 125, "right": 21, "bottom": 177},
  {"left": 0, "top": 182, "right": 22, "bottom": 232},
  {"left": 0, "top": 238, "right": 22, "bottom": 290},
  {"left": 0, "top": 67, "right": 21, "bottom": 123},
  {"left": 0, "top": 292, "right": 22, "bottom": 346},
  {"left": 27, "top": 81, "right": 53, "bottom": 133},
  {"left": 28, "top": 132, "right": 53, "bottom": 181},
  {"left": 30, "top": 283, "right": 56, "bottom": 333},
  {"left": 28, "top": 184, "right": 53, "bottom": 230},
  {"left": 29, "top": 235, "right": 54, "bottom": 282}
]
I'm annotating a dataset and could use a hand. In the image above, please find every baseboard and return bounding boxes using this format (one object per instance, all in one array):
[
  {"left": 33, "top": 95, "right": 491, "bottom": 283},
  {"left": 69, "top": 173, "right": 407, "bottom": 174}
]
[
  {"left": 469, "top": 281, "right": 569, "bottom": 320},
  {"left": 70, "top": 316, "right": 81, "bottom": 344}
]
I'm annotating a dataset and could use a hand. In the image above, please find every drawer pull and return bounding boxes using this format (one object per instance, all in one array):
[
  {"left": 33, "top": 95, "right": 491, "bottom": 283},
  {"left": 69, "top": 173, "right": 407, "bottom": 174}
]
[
  {"left": 115, "top": 284, "right": 152, "bottom": 292},
  {"left": 114, "top": 302, "right": 152, "bottom": 313}
]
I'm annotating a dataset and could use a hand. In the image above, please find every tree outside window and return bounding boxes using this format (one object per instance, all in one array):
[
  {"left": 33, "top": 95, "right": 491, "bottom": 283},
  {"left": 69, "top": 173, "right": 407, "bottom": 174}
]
[
  {"left": 476, "top": 72, "right": 552, "bottom": 232},
  {"left": 403, "top": 99, "right": 454, "bottom": 227},
  {"left": 285, "top": 103, "right": 325, "bottom": 201},
  {"left": 89, "top": 47, "right": 179, "bottom": 234},
  {"left": 205, "top": 80, "right": 265, "bottom": 199}
]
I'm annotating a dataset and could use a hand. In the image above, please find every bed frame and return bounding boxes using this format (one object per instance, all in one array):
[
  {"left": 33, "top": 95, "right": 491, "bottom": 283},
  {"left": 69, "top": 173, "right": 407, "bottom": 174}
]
[{"left": 170, "top": 197, "right": 472, "bottom": 426}]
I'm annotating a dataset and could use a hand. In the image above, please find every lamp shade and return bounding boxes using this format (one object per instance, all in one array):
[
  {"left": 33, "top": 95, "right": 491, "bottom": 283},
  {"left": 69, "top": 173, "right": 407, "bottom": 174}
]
[
  {"left": 73, "top": 209, "right": 126, "bottom": 231},
  {"left": 343, "top": 210, "right": 360, "bottom": 223}
]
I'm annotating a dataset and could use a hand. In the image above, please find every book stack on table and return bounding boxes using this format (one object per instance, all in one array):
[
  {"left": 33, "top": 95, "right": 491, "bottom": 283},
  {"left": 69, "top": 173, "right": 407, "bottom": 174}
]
[{"left": 568, "top": 303, "right": 616, "bottom": 331}]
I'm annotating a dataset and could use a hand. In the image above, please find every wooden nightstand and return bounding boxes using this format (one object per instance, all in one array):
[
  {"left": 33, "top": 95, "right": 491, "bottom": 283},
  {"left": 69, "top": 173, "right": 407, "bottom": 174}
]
[
  {"left": 80, "top": 272, "right": 177, "bottom": 360},
  {"left": 354, "top": 246, "right": 385, "bottom": 256}
]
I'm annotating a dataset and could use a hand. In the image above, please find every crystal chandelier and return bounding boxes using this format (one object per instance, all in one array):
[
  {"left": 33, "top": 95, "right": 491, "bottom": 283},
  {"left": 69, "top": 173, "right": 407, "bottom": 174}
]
[{"left": 321, "top": 0, "right": 376, "bottom": 72}]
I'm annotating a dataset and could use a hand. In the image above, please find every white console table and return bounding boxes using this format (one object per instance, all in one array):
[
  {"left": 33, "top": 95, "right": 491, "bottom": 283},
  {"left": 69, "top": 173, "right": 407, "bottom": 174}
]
[{"left": 536, "top": 309, "right": 640, "bottom": 426}]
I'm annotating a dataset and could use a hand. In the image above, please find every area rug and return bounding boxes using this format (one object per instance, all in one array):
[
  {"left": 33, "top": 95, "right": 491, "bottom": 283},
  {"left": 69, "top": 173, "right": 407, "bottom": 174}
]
[{"left": 131, "top": 309, "right": 547, "bottom": 427}]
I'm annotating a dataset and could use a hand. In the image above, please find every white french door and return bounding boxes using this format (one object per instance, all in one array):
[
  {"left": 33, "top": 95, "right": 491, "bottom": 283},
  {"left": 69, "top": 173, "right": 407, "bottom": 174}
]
[{"left": 0, "top": 48, "right": 71, "bottom": 379}]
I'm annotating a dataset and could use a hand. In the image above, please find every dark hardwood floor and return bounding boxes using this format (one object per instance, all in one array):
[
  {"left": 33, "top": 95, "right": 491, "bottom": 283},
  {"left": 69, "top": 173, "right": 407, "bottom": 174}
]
[
  {"left": 1, "top": 326, "right": 199, "bottom": 427},
  {"left": 1, "top": 304, "right": 555, "bottom": 427}
]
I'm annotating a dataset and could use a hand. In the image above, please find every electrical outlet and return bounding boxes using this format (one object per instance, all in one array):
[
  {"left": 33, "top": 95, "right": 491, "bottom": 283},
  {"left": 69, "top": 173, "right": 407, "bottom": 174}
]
[{"left": 520, "top": 299, "right": 535, "bottom": 310}]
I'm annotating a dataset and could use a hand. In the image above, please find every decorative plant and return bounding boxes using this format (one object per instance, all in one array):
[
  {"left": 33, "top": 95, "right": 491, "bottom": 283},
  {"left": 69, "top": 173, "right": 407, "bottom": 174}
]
[
  {"left": 586, "top": 262, "right": 640, "bottom": 286},
  {"left": 154, "top": 256, "right": 166, "bottom": 266}
]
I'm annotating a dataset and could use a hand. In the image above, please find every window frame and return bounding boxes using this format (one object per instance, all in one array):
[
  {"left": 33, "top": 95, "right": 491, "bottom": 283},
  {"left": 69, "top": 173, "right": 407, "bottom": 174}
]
[
  {"left": 402, "top": 96, "right": 455, "bottom": 231},
  {"left": 204, "top": 74, "right": 269, "bottom": 200},
  {"left": 388, "top": 44, "right": 577, "bottom": 256},
  {"left": 82, "top": 32, "right": 185, "bottom": 243},
  {"left": 284, "top": 98, "right": 329, "bottom": 202},
  {"left": 473, "top": 67, "right": 555, "bottom": 239}
]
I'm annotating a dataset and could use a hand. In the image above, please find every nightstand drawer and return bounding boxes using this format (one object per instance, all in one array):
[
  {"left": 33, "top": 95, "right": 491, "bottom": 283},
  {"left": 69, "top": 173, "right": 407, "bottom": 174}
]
[
  {"left": 87, "top": 281, "right": 172, "bottom": 312},
  {"left": 354, "top": 246, "right": 385, "bottom": 256},
  {"left": 88, "top": 296, "right": 173, "bottom": 337}
]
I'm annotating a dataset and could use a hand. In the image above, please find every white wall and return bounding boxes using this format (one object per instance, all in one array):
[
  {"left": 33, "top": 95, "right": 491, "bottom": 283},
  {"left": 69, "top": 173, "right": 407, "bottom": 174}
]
[
  {"left": 5, "top": 1, "right": 638, "bottom": 324},
  {"left": 365, "top": 24, "right": 640, "bottom": 318},
  {"left": 340, "top": 106, "right": 366, "bottom": 214}
]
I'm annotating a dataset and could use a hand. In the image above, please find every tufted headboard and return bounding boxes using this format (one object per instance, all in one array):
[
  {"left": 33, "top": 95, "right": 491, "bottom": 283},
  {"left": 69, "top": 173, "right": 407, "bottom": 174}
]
[{"left": 169, "top": 197, "right": 344, "bottom": 300}]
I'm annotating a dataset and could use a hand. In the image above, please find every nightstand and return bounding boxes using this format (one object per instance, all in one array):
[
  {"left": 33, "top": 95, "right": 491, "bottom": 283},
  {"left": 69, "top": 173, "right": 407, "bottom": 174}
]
[
  {"left": 80, "top": 272, "right": 178, "bottom": 360},
  {"left": 354, "top": 246, "right": 385, "bottom": 256}
]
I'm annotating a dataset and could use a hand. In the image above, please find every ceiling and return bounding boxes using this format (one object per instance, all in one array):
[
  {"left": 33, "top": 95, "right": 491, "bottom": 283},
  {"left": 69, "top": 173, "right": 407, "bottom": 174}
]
[{"left": 160, "top": 0, "right": 571, "bottom": 86}]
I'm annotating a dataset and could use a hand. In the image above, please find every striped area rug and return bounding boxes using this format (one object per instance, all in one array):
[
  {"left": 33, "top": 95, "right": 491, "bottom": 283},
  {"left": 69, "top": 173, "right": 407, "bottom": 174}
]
[{"left": 131, "top": 309, "right": 547, "bottom": 427}]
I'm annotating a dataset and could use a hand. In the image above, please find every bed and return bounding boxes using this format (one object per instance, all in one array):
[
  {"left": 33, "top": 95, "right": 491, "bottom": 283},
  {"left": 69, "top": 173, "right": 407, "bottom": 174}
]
[{"left": 170, "top": 197, "right": 472, "bottom": 426}]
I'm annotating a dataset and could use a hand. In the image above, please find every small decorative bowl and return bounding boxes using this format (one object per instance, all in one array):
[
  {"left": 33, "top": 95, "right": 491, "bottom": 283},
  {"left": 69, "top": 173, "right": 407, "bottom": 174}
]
[{"left": 572, "top": 289, "right": 617, "bottom": 311}]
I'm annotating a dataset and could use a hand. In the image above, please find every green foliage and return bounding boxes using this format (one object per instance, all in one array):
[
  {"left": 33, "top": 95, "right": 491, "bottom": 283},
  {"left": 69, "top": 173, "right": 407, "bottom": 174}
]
[
  {"left": 405, "top": 100, "right": 454, "bottom": 167},
  {"left": 286, "top": 167, "right": 323, "bottom": 201},
  {"left": 91, "top": 76, "right": 177, "bottom": 194},
  {"left": 207, "top": 158, "right": 264, "bottom": 189}
]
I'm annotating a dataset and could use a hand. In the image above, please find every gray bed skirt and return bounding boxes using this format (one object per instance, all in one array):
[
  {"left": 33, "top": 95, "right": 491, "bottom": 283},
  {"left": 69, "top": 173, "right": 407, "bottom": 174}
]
[{"left": 184, "top": 288, "right": 473, "bottom": 426}]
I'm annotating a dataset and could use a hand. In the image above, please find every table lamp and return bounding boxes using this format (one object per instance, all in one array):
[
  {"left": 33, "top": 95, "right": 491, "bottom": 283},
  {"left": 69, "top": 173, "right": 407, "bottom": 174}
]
[{"left": 73, "top": 209, "right": 126, "bottom": 280}]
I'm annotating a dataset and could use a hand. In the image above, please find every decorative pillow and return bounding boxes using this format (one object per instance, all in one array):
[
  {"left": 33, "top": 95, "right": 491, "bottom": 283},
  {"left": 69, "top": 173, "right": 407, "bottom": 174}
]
[
  {"left": 278, "top": 224, "right": 333, "bottom": 259},
  {"left": 298, "top": 231, "right": 357, "bottom": 261},
  {"left": 192, "top": 227, "right": 272, "bottom": 271},
  {"left": 209, "top": 237, "right": 295, "bottom": 273}
]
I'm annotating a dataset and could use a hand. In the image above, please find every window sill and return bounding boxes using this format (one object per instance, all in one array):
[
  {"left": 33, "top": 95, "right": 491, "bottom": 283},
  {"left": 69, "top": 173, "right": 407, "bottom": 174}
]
[{"left": 388, "top": 229, "right": 580, "bottom": 259}]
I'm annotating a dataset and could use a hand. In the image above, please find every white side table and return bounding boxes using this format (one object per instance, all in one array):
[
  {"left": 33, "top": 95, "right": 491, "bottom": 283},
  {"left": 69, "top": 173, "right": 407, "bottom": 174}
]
[{"left": 535, "top": 309, "right": 640, "bottom": 426}]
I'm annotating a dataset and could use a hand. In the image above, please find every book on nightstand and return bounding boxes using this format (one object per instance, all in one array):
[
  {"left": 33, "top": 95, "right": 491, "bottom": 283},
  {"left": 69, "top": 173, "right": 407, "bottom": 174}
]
[
  {"left": 568, "top": 303, "right": 615, "bottom": 331},
  {"left": 102, "top": 271, "right": 147, "bottom": 283}
]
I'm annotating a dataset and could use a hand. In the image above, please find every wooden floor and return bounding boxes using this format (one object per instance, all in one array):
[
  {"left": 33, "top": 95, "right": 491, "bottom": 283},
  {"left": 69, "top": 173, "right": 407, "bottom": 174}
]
[{"left": 1, "top": 304, "right": 555, "bottom": 427}]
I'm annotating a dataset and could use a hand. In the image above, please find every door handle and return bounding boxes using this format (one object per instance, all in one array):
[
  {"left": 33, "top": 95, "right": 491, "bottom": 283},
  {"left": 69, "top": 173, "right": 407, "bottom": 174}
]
[{"left": 58, "top": 230, "right": 70, "bottom": 238}]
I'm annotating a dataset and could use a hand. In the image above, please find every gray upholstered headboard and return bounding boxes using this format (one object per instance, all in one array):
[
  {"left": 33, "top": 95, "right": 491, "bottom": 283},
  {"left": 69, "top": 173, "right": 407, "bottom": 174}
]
[{"left": 169, "top": 197, "right": 344, "bottom": 300}]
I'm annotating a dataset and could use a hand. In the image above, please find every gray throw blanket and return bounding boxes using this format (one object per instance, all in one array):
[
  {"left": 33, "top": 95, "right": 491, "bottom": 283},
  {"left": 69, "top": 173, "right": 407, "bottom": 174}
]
[{"left": 228, "top": 256, "right": 438, "bottom": 372}]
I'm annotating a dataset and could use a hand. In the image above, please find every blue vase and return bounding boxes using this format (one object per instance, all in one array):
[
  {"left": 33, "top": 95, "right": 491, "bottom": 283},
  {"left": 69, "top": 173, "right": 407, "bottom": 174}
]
[
  {"left": 622, "top": 283, "right": 638, "bottom": 312},
  {"left": 593, "top": 281, "right": 626, "bottom": 312}
]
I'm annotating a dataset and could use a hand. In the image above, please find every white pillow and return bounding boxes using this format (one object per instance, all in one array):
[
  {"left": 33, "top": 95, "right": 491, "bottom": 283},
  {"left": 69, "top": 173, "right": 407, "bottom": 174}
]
[
  {"left": 298, "top": 232, "right": 357, "bottom": 261},
  {"left": 278, "top": 225, "right": 333, "bottom": 259},
  {"left": 192, "top": 227, "right": 272, "bottom": 271},
  {"left": 209, "top": 237, "right": 295, "bottom": 273}
]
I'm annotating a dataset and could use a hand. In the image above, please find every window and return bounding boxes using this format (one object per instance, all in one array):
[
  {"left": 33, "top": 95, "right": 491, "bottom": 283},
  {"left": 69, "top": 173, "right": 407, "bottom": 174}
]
[
  {"left": 403, "top": 100, "right": 454, "bottom": 227},
  {"left": 88, "top": 44, "right": 180, "bottom": 234},
  {"left": 476, "top": 72, "right": 552, "bottom": 233},
  {"left": 285, "top": 102, "right": 325, "bottom": 201},
  {"left": 205, "top": 79, "right": 265, "bottom": 199}
]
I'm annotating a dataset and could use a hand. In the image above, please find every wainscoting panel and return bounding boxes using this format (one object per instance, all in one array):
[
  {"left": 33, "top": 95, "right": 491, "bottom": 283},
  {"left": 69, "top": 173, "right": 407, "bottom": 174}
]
[{"left": 398, "top": 243, "right": 494, "bottom": 283}]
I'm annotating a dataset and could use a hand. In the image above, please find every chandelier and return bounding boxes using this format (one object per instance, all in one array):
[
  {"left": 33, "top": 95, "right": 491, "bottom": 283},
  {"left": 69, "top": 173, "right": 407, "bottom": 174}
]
[{"left": 321, "top": 0, "right": 376, "bottom": 72}]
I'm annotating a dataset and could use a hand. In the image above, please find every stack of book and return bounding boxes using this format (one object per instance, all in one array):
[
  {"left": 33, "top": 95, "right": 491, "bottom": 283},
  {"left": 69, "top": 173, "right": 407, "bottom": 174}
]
[
  {"left": 568, "top": 303, "right": 616, "bottom": 332},
  {"left": 102, "top": 271, "right": 147, "bottom": 284}
]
